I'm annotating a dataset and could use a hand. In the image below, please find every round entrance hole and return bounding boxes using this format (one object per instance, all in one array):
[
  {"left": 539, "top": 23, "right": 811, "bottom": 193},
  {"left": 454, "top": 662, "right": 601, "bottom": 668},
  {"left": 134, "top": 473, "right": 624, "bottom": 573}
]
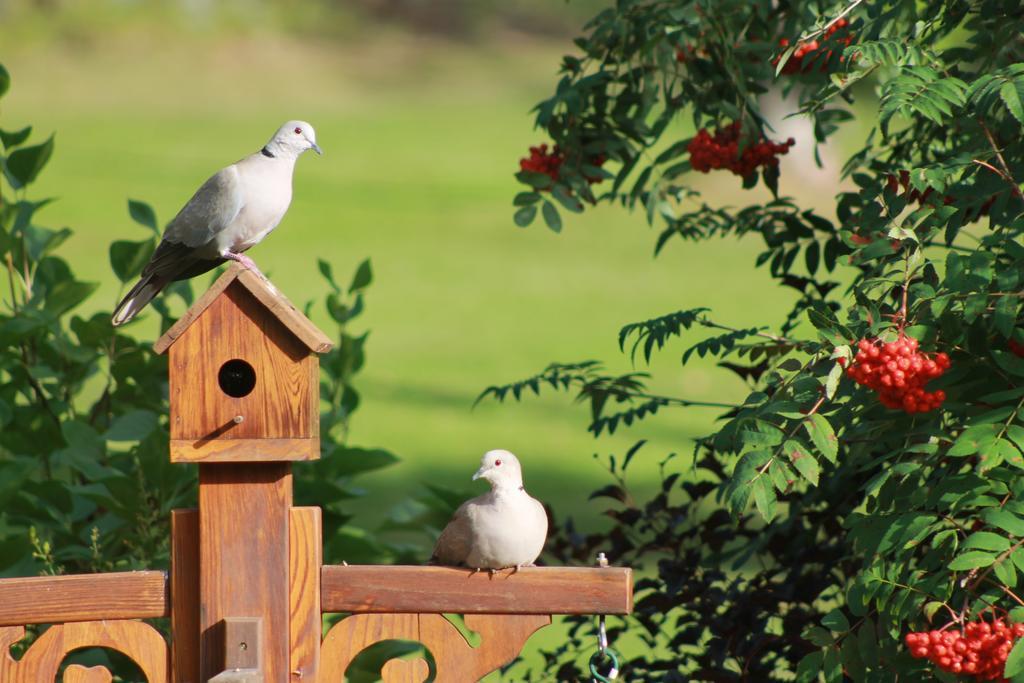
[{"left": 218, "top": 359, "right": 256, "bottom": 398}]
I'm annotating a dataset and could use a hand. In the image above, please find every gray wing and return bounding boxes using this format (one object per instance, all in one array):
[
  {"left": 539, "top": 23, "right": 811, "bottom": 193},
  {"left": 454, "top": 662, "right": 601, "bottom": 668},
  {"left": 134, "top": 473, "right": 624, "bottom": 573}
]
[
  {"left": 163, "top": 165, "right": 244, "bottom": 248},
  {"left": 430, "top": 501, "right": 474, "bottom": 567},
  {"left": 111, "top": 166, "right": 243, "bottom": 326}
]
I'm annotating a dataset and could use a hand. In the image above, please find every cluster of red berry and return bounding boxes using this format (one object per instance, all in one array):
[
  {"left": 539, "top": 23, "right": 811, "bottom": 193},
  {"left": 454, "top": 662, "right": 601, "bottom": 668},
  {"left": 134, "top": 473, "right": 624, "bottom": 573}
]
[
  {"left": 774, "top": 18, "right": 854, "bottom": 74},
  {"left": 519, "top": 144, "right": 608, "bottom": 186},
  {"left": 520, "top": 144, "right": 564, "bottom": 182},
  {"left": 905, "top": 619, "right": 1024, "bottom": 679},
  {"left": 1010, "top": 339, "right": 1024, "bottom": 358},
  {"left": 687, "top": 122, "right": 795, "bottom": 178},
  {"left": 675, "top": 45, "right": 697, "bottom": 63},
  {"left": 886, "top": 170, "right": 997, "bottom": 222},
  {"left": 843, "top": 335, "right": 949, "bottom": 413}
]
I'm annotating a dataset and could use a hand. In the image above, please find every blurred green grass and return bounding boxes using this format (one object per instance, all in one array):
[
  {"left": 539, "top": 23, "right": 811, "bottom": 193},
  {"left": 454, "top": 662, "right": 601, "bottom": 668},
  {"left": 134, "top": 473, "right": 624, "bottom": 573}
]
[{"left": 2, "top": 20, "right": 810, "bottom": 532}]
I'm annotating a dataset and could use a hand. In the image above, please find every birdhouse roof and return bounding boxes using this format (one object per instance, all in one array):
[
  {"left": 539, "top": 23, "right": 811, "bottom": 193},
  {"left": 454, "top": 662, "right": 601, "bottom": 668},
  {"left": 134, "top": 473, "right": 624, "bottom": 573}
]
[{"left": 153, "top": 263, "right": 334, "bottom": 355}]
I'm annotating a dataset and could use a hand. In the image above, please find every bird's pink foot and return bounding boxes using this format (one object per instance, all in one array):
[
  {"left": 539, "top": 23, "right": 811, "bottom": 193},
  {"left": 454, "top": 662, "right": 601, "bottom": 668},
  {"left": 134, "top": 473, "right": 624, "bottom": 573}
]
[{"left": 223, "top": 251, "right": 268, "bottom": 280}]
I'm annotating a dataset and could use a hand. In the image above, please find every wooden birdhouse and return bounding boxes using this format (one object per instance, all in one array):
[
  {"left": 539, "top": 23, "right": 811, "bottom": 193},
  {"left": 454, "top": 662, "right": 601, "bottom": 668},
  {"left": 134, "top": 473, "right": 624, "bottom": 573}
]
[{"left": 154, "top": 263, "right": 333, "bottom": 463}]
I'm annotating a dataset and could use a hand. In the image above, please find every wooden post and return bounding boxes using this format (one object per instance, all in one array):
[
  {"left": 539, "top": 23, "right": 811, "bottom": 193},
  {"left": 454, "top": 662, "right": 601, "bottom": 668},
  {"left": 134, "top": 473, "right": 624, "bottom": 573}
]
[{"left": 199, "top": 463, "right": 292, "bottom": 683}]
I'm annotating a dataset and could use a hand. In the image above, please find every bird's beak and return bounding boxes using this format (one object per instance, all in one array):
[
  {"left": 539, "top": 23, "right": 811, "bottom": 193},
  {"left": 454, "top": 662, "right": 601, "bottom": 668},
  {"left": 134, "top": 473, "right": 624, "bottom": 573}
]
[
  {"left": 472, "top": 466, "right": 487, "bottom": 481},
  {"left": 311, "top": 142, "right": 323, "bottom": 156}
]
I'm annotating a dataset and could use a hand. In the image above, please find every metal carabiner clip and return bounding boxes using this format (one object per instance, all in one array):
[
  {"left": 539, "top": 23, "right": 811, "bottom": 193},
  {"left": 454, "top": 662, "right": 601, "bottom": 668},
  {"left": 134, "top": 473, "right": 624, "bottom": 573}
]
[{"left": 590, "top": 614, "right": 619, "bottom": 681}]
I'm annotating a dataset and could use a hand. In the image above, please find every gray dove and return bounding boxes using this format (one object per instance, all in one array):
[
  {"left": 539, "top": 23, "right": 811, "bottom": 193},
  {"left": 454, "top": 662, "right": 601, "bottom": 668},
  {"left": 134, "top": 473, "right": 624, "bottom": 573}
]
[
  {"left": 431, "top": 449, "right": 548, "bottom": 571},
  {"left": 111, "top": 120, "right": 321, "bottom": 326}
]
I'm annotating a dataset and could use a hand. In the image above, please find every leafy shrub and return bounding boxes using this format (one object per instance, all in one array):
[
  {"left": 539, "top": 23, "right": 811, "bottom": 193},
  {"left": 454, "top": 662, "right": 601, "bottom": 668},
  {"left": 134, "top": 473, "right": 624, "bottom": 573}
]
[{"left": 492, "top": 1, "right": 1024, "bottom": 679}]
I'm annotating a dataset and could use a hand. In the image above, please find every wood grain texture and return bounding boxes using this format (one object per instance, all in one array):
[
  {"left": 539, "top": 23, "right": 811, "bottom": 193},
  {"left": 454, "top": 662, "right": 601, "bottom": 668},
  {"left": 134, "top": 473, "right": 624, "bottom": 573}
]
[
  {"left": 168, "top": 282, "right": 318, "bottom": 445},
  {"left": 171, "top": 509, "right": 200, "bottom": 683},
  {"left": 0, "top": 571, "right": 167, "bottom": 626},
  {"left": 209, "top": 669, "right": 262, "bottom": 683},
  {"left": 289, "top": 507, "right": 321, "bottom": 683},
  {"left": 199, "top": 463, "right": 292, "bottom": 683},
  {"left": 154, "top": 263, "right": 333, "bottom": 355},
  {"left": 320, "top": 613, "right": 550, "bottom": 683},
  {"left": 0, "top": 620, "right": 169, "bottom": 682},
  {"left": 64, "top": 664, "right": 114, "bottom": 683},
  {"left": 321, "top": 565, "right": 633, "bottom": 615},
  {"left": 170, "top": 438, "right": 319, "bottom": 463}
]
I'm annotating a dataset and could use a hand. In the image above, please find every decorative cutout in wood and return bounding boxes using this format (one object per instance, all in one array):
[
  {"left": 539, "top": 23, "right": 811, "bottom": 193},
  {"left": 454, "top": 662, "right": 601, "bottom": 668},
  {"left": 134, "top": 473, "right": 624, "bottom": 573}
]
[
  {"left": 0, "top": 620, "right": 168, "bottom": 682},
  {"left": 320, "top": 613, "right": 551, "bottom": 682}
]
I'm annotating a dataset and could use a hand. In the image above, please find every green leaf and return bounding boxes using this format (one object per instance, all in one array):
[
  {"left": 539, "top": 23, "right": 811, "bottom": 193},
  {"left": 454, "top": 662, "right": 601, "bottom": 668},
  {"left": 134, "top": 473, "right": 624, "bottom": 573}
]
[
  {"left": 739, "top": 419, "right": 784, "bottom": 447},
  {"left": 774, "top": 43, "right": 798, "bottom": 77},
  {"left": 1006, "top": 635, "right": 1024, "bottom": 677},
  {"left": 349, "top": 259, "right": 373, "bottom": 292},
  {"left": 964, "top": 531, "right": 1011, "bottom": 552},
  {"left": 752, "top": 477, "right": 777, "bottom": 522},
  {"left": 513, "top": 191, "right": 540, "bottom": 207},
  {"left": 43, "top": 280, "right": 98, "bottom": 316},
  {"left": 724, "top": 450, "right": 769, "bottom": 515},
  {"left": 513, "top": 205, "right": 537, "bottom": 227},
  {"left": 995, "top": 296, "right": 1019, "bottom": 338},
  {"left": 318, "top": 259, "right": 340, "bottom": 292},
  {"left": 825, "top": 361, "right": 842, "bottom": 399},
  {"left": 995, "top": 556, "right": 1017, "bottom": 588},
  {"left": 4, "top": 133, "right": 54, "bottom": 189},
  {"left": 551, "top": 185, "right": 583, "bottom": 213},
  {"left": 769, "top": 459, "right": 795, "bottom": 492},
  {"left": 994, "top": 351, "right": 1024, "bottom": 378},
  {"left": 516, "top": 169, "right": 554, "bottom": 190},
  {"left": 948, "top": 424, "right": 1001, "bottom": 457},
  {"left": 856, "top": 619, "right": 879, "bottom": 669},
  {"left": 804, "top": 626, "right": 834, "bottom": 647},
  {"left": 127, "top": 199, "right": 159, "bottom": 233},
  {"left": 924, "top": 601, "right": 945, "bottom": 620},
  {"left": 805, "top": 414, "right": 838, "bottom": 463},
  {"left": 109, "top": 239, "right": 155, "bottom": 283},
  {"left": 0, "top": 64, "right": 9, "bottom": 98},
  {"left": 541, "top": 201, "right": 562, "bottom": 232},
  {"left": 984, "top": 508, "right": 1024, "bottom": 537},
  {"left": 1001, "top": 81, "right": 1024, "bottom": 127},
  {"left": 822, "top": 608, "right": 850, "bottom": 633},
  {"left": 0, "top": 126, "right": 31, "bottom": 150},
  {"left": 321, "top": 446, "right": 399, "bottom": 478},
  {"left": 795, "top": 651, "right": 823, "bottom": 682},
  {"left": 104, "top": 410, "right": 159, "bottom": 442},
  {"left": 948, "top": 550, "right": 997, "bottom": 570},
  {"left": 786, "top": 440, "right": 819, "bottom": 486},
  {"left": 840, "top": 633, "right": 865, "bottom": 679},
  {"left": 823, "top": 645, "right": 842, "bottom": 682},
  {"left": 1007, "top": 425, "right": 1024, "bottom": 453}
]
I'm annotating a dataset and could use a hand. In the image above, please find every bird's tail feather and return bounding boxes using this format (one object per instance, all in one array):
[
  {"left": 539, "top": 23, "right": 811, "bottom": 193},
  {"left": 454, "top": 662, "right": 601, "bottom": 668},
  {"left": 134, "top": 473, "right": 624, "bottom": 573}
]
[{"left": 111, "top": 275, "right": 165, "bottom": 326}]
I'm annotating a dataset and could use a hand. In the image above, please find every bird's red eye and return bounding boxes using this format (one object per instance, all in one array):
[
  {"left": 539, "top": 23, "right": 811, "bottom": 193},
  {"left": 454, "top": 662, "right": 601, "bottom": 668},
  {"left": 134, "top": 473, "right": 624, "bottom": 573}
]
[
  {"left": 294, "top": 127, "right": 302, "bottom": 134},
  {"left": 495, "top": 459, "right": 502, "bottom": 466}
]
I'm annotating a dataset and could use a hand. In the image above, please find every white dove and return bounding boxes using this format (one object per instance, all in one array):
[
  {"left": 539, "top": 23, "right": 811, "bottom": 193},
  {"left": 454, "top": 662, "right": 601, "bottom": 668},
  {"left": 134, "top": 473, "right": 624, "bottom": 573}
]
[
  {"left": 111, "top": 120, "right": 321, "bottom": 326},
  {"left": 431, "top": 449, "right": 548, "bottom": 572}
]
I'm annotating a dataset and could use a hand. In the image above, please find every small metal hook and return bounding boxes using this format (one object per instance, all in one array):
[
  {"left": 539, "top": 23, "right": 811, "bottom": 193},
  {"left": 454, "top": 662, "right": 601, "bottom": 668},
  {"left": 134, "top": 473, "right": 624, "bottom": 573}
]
[{"left": 591, "top": 552, "right": 617, "bottom": 681}]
